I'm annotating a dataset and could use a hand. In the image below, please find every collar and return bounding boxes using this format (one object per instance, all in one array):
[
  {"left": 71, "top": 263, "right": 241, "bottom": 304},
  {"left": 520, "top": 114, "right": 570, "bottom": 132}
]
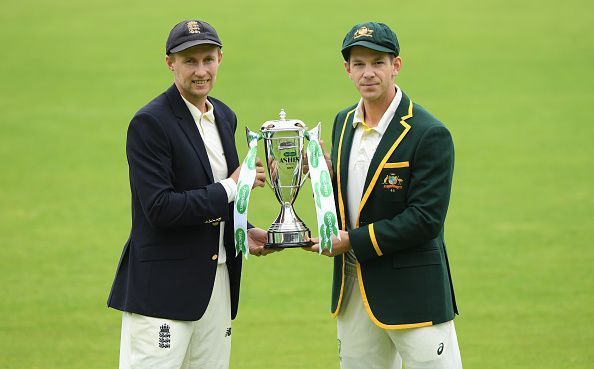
[
  {"left": 352, "top": 85, "right": 402, "bottom": 135},
  {"left": 181, "top": 96, "right": 216, "bottom": 124}
]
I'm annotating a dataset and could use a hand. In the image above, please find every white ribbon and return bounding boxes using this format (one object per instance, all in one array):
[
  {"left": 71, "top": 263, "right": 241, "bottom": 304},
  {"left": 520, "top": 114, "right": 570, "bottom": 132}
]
[
  {"left": 233, "top": 131, "right": 260, "bottom": 258},
  {"left": 306, "top": 124, "right": 340, "bottom": 253}
]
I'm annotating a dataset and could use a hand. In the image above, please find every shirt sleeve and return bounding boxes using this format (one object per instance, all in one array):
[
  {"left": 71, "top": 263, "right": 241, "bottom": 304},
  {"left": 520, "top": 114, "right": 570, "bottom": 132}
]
[{"left": 220, "top": 177, "right": 238, "bottom": 203}]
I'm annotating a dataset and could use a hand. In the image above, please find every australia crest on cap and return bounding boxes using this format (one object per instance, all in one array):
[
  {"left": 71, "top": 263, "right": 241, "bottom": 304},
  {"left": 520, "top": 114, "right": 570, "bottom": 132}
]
[
  {"left": 353, "top": 26, "right": 374, "bottom": 39},
  {"left": 187, "top": 21, "right": 201, "bottom": 34}
]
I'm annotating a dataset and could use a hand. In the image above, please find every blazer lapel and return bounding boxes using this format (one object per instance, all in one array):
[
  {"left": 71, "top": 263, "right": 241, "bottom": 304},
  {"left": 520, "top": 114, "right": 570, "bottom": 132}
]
[
  {"left": 166, "top": 85, "right": 215, "bottom": 183},
  {"left": 357, "top": 92, "right": 414, "bottom": 225},
  {"left": 336, "top": 108, "right": 357, "bottom": 230},
  {"left": 363, "top": 93, "right": 412, "bottom": 190}
]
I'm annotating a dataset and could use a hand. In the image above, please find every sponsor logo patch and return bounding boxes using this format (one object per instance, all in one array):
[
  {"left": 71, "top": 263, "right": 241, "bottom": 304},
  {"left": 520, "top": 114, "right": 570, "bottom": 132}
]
[
  {"left": 437, "top": 342, "right": 444, "bottom": 355},
  {"left": 159, "top": 324, "right": 171, "bottom": 348}
]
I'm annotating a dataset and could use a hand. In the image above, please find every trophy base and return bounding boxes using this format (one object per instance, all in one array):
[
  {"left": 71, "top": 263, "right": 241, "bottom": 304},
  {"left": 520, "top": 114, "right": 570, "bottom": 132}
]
[
  {"left": 265, "top": 241, "right": 313, "bottom": 249},
  {"left": 264, "top": 229, "right": 312, "bottom": 249}
]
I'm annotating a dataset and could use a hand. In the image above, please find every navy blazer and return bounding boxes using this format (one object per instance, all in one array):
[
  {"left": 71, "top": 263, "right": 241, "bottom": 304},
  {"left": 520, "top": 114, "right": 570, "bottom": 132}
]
[{"left": 107, "top": 85, "right": 242, "bottom": 321}]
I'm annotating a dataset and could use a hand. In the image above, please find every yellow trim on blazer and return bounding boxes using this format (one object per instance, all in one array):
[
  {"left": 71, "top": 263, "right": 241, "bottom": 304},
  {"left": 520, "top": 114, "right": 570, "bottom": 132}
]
[
  {"left": 356, "top": 262, "right": 433, "bottom": 329},
  {"left": 331, "top": 254, "right": 346, "bottom": 318},
  {"left": 353, "top": 100, "right": 426, "bottom": 328},
  {"left": 369, "top": 223, "right": 383, "bottom": 256},
  {"left": 337, "top": 109, "right": 355, "bottom": 232},
  {"left": 383, "top": 161, "right": 410, "bottom": 169},
  {"left": 356, "top": 100, "right": 413, "bottom": 228},
  {"left": 331, "top": 109, "right": 355, "bottom": 318}
]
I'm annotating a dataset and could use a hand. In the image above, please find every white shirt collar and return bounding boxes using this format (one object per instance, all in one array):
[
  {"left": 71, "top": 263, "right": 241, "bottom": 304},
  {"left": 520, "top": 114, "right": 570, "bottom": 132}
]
[
  {"left": 352, "top": 85, "right": 402, "bottom": 135},
  {"left": 181, "top": 96, "right": 215, "bottom": 124}
]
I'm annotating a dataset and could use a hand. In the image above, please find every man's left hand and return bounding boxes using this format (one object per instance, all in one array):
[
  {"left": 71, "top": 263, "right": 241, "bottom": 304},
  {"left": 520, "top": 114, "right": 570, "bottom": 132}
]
[
  {"left": 303, "top": 230, "right": 351, "bottom": 257},
  {"left": 248, "top": 227, "right": 282, "bottom": 257}
]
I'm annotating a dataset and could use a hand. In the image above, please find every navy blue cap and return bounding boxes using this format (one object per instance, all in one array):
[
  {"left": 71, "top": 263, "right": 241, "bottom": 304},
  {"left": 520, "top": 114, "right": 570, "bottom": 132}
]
[{"left": 166, "top": 20, "right": 222, "bottom": 55}]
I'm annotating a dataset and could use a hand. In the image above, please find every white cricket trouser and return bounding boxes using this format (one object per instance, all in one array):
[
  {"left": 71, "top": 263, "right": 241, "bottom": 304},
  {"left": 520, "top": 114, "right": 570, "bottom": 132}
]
[
  {"left": 119, "top": 264, "right": 232, "bottom": 369},
  {"left": 337, "top": 263, "right": 463, "bottom": 369}
]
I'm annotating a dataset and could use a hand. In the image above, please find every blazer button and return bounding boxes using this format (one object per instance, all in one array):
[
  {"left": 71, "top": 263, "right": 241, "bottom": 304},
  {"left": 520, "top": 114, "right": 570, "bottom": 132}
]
[
  {"left": 212, "top": 254, "right": 218, "bottom": 261},
  {"left": 212, "top": 221, "right": 220, "bottom": 227}
]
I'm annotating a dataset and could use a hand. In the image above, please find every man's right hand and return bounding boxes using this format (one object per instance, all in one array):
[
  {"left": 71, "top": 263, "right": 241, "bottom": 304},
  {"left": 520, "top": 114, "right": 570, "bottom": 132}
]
[
  {"left": 253, "top": 158, "right": 266, "bottom": 188},
  {"left": 229, "top": 158, "right": 266, "bottom": 189}
]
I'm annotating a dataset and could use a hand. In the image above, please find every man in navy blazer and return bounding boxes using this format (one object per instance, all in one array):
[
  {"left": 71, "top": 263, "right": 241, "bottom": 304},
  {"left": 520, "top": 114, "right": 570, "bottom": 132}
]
[{"left": 107, "top": 20, "right": 269, "bottom": 369}]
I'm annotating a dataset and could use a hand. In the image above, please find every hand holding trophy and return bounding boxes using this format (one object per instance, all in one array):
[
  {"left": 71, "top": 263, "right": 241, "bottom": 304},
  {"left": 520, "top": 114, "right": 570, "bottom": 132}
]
[{"left": 233, "top": 109, "right": 340, "bottom": 257}]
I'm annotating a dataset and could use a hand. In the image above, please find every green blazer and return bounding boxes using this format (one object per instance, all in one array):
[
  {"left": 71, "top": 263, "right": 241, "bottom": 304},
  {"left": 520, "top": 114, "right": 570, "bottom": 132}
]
[{"left": 329, "top": 91, "right": 458, "bottom": 329}]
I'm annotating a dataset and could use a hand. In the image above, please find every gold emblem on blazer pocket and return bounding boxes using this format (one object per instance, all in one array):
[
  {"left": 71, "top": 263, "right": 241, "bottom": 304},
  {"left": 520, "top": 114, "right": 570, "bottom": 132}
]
[
  {"left": 382, "top": 172, "right": 405, "bottom": 192},
  {"left": 380, "top": 161, "right": 409, "bottom": 194}
]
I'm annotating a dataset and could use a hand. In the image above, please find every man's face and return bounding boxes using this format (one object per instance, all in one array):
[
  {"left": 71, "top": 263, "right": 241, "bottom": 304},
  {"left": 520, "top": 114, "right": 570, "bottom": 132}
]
[
  {"left": 166, "top": 44, "right": 222, "bottom": 106},
  {"left": 344, "top": 46, "right": 401, "bottom": 103}
]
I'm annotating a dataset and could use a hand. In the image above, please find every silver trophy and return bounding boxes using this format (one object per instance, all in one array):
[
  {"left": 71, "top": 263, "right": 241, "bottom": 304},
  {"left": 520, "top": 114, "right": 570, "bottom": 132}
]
[{"left": 247, "top": 109, "right": 313, "bottom": 248}]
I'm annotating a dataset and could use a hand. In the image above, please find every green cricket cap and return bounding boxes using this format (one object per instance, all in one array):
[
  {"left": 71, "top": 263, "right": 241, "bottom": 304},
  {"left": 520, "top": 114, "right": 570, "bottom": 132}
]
[{"left": 341, "top": 22, "right": 399, "bottom": 60}]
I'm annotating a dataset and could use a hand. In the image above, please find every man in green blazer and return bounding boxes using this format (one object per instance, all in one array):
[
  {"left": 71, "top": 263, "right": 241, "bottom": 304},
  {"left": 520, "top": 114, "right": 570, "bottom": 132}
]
[{"left": 305, "top": 22, "right": 462, "bottom": 368}]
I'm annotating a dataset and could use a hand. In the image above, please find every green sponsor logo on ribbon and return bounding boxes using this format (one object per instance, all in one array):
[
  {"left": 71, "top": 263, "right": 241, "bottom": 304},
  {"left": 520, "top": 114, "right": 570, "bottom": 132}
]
[
  {"left": 324, "top": 211, "right": 339, "bottom": 236},
  {"left": 234, "top": 129, "right": 263, "bottom": 258},
  {"left": 319, "top": 223, "right": 332, "bottom": 250},
  {"left": 319, "top": 224, "right": 327, "bottom": 249},
  {"left": 235, "top": 228, "right": 246, "bottom": 251},
  {"left": 314, "top": 183, "right": 322, "bottom": 209},
  {"left": 319, "top": 170, "right": 332, "bottom": 197},
  {"left": 308, "top": 141, "right": 320, "bottom": 168},
  {"left": 236, "top": 184, "right": 250, "bottom": 214},
  {"left": 246, "top": 147, "right": 257, "bottom": 170}
]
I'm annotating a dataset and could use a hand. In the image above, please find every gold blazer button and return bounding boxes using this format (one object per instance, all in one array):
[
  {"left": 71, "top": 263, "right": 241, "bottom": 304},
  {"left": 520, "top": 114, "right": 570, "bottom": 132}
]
[{"left": 211, "top": 254, "right": 218, "bottom": 261}]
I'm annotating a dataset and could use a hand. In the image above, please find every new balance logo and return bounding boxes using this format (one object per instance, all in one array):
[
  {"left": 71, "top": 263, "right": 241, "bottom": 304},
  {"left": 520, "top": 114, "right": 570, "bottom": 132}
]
[
  {"left": 225, "top": 327, "right": 232, "bottom": 337},
  {"left": 159, "top": 324, "right": 171, "bottom": 348}
]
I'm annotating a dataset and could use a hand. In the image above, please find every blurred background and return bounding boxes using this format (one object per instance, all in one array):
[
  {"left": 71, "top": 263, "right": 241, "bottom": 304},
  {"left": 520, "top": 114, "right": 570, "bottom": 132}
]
[{"left": 1, "top": 0, "right": 593, "bottom": 367}]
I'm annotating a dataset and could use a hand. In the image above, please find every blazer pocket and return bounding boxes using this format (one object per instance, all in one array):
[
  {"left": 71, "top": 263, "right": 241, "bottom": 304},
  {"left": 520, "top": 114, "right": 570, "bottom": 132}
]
[
  {"left": 383, "top": 161, "right": 409, "bottom": 169},
  {"left": 377, "top": 164, "right": 410, "bottom": 202},
  {"left": 393, "top": 249, "right": 441, "bottom": 269},
  {"left": 137, "top": 244, "right": 193, "bottom": 261}
]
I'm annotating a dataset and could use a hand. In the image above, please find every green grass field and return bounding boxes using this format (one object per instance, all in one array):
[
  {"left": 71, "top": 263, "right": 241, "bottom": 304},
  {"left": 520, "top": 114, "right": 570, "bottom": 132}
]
[{"left": 1, "top": 0, "right": 593, "bottom": 368}]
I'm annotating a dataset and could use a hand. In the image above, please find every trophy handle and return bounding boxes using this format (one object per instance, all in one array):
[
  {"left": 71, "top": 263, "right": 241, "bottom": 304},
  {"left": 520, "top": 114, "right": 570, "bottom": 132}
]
[
  {"left": 299, "top": 169, "right": 310, "bottom": 187},
  {"left": 245, "top": 126, "right": 269, "bottom": 189}
]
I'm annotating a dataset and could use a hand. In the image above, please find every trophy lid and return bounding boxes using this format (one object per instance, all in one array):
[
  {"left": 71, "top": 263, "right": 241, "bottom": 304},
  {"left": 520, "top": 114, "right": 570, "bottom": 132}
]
[{"left": 261, "top": 109, "right": 307, "bottom": 132}]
